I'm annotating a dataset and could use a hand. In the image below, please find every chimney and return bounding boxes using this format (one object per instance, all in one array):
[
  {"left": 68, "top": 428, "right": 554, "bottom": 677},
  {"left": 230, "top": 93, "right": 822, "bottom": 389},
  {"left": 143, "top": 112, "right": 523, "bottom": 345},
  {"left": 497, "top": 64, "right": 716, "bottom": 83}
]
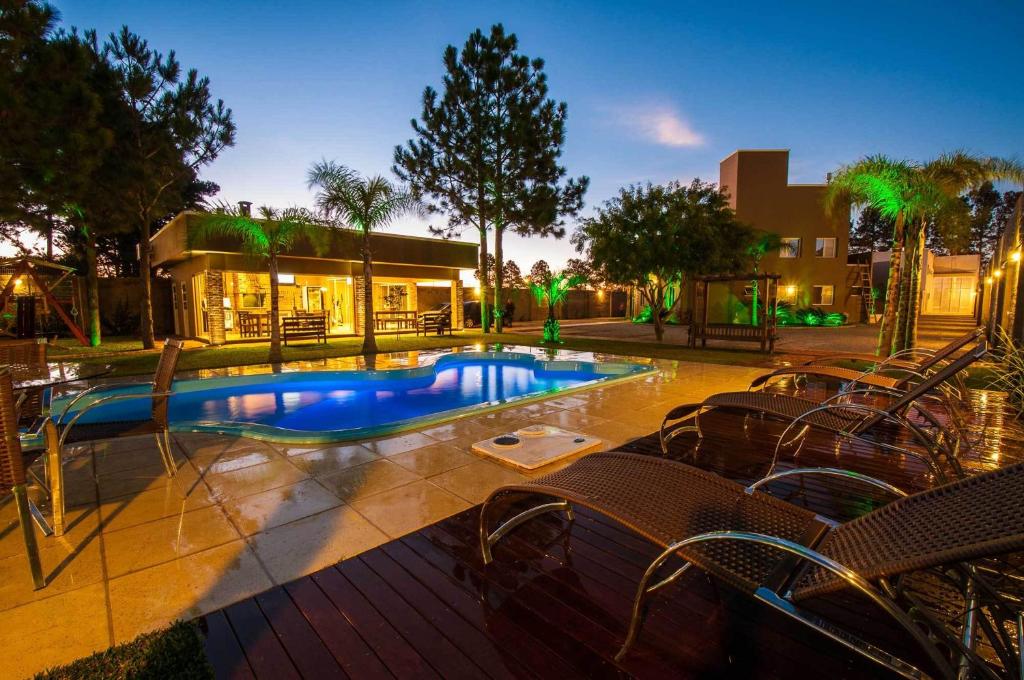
[
  {"left": 826, "top": 172, "right": 833, "bottom": 183},
  {"left": 238, "top": 201, "right": 252, "bottom": 217}
]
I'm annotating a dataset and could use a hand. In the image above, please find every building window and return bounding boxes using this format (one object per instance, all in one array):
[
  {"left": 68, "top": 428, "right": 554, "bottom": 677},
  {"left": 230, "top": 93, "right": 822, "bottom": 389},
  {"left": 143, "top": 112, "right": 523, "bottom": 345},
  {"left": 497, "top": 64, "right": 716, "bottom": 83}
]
[
  {"left": 812, "top": 285, "right": 834, "bottom": 306},
  {"left": 815, "top": 237, "right": 837, "bottom": 258},
  {"left": 779, "top": 238, "right": 800, "bottom": 258},
  {"left": 779, "top": 284, "right": 798, "bottom": 304}
]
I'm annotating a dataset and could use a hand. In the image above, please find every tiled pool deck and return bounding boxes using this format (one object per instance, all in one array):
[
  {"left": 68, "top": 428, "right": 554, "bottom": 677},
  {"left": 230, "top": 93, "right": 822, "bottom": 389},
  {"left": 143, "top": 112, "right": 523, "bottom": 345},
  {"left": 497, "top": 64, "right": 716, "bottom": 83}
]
[{"left": 0, "top": 350, "right": 766, "bottom": 678}]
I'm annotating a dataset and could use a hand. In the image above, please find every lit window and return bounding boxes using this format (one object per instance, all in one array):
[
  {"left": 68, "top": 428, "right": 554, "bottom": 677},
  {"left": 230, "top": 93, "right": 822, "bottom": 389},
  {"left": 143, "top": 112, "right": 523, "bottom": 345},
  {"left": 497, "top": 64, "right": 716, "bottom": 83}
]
[
  {"left": 815, "top": 237, "right": 837, "bottom": 258},
  {"left": 812, "top": 285, "right": 834, "bottom": 306},
  {"left": 779, "top": 238, "right": 800, "bottom": 258}
]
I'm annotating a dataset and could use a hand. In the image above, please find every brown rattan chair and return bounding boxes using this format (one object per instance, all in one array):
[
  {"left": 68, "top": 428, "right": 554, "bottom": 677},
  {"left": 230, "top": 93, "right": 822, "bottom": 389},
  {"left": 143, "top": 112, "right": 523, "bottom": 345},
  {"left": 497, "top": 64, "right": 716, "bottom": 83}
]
[
  {"left": 52, "top": 339, "right": 184, "bottom": 477},
  {"left": 748, "top": 327, "right": 984, "bottom": 395},
  {"left": 0, "top": 367, "right": 65, "bottom": 589},
  {"left": 480, "top": 452, "right": 1024, "bottom": 679},
  {"left": 0, "top": 337, "right": 50, "bottom": 423},
  {"left": 659, "top": 340, "right": 988, "bottom": 482}
]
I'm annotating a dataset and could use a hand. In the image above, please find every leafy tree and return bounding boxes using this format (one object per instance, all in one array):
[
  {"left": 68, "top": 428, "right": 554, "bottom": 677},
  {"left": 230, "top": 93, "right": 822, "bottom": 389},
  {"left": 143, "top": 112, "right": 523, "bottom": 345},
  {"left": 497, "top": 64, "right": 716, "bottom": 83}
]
[
  {"left": 102, "top": 27, "right": 235, "bottom": 348},
  {"left": 562, "top": 258, "right": 593, "bottom": 288},
  {"left": 572, "top": 180, "right": 754, "bottom": 342},
  {"left": 746, "top": 232, "right": 789, "bottom": 325},
  {"left": 394, "top": 24, "right": 587, "bottom": 333},
  {"left": 474, "top": 254, "right": 523, "bottom": 289},
  {"left": 529, "top": 260, "right": 552, "bottom": 286},
  {"left": 190, "top": 205, "right": 318, "bottom": 362},
  {"left": 849, "top": 206, "right": 896, "bottom": 254},
  {"left": 530, "top": 271, "right": 585, "bottom": 343},
  {"left": 307, "top": 161, "right": 420, "bottom": 355}
]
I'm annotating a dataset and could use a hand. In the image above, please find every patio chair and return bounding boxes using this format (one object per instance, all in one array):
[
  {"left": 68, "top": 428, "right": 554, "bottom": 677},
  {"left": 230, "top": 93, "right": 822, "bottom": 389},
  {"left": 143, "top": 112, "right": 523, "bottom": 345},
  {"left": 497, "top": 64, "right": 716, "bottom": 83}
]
[
  {"left": 0, "top": 337, "right": 50, "bottom": 423},
  {"left": 480, "top": 452, "right": 1024, "bottom": 679},
  {"left": 0, "top": 367, "right": 64, "bottom": 589},
  {"left": 801, "top": 327, "right": 984, "bottom": 369},
  {"left": 660, "top": 340, "right": 988, "bottom": 482},
  {"left": 52, "top": 338, "right": 184, "bottom": 478},
  {"left": 749, "top": 327, "right": 984, "bottom": 395}
]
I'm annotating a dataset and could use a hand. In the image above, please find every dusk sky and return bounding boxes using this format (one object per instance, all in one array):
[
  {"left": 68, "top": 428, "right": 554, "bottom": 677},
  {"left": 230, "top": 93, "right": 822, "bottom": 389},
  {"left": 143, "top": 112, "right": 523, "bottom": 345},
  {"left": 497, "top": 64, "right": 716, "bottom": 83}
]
[{"left": 57, "top": 1, "right": 1024, "bottom": 277}]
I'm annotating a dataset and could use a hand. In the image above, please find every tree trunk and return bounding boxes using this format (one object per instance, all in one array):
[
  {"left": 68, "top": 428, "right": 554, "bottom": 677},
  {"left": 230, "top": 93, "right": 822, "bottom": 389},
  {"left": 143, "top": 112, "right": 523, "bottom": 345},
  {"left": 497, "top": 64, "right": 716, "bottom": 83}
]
[
  {"left": 269, "top": 254, "right": 282, "bottom": 363},
  {"left": 138, "top": 218, "right": 156, "bottom": 349},
  {"left": 46, "top": 223, "right": 53, "bottom": 261},
  {"left": 84, "top": 229, "right": 101, "bottom": 347},
  {"left": 361, "top": 234, "right": 377, "bottom": 355},
  {"left": 892, "top": 220, "right": 924, "bottom": 354},
  {"left": 905, "top": 220, "right": 927, "bottom": 350},
  {"left": 493, "top": 227, "right": 504, "bottom": 333},
  {"left": 478, "top": 228, "right": 490, "bottom": 333},
  {"left": 877, "top": 210, "right": 905, "bottom": 356}
]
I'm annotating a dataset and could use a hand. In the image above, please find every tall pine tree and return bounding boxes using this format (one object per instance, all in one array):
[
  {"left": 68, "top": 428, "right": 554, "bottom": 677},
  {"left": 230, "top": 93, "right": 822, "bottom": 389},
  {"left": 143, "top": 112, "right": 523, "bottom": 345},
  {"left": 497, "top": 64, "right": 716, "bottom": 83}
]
[{"left": 394, "top": 24, "right": 587, "bottom": 332}]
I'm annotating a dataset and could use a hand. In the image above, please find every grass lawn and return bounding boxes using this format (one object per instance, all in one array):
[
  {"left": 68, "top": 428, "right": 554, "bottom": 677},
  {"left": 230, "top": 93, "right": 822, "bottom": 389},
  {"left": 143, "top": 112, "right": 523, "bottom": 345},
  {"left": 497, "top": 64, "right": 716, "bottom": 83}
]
[
  {"left": 34, "top": 620, "right": 212, "bottom": 679},
  {"left": 65, "top": 330, "right": 773, "bottom": 377}
]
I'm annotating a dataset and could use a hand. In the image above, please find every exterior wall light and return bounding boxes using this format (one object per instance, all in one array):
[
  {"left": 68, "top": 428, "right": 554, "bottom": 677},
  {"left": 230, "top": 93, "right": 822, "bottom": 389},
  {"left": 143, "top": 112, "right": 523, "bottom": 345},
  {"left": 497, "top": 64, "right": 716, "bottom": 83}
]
[
  {"left": 13, "top": 277, "right": 22, "bottom": 287},
  {"left": 994, "top": 269, "right": 1003, "bottom": 279},
  {"left": 1012, "top": 250, "right": 1021, "bottom": 263},
  {"left": 985, "top": 276, "right": 994, "bottom": 285},
  {"left": 785, "top": 285, "right": 797, "bottom": 296}
]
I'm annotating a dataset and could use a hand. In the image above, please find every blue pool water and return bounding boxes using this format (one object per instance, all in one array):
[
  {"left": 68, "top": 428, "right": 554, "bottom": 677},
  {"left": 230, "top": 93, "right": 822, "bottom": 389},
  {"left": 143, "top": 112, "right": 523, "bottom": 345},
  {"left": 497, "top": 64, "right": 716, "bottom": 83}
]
[{"left": 54, "top": 352, "right": 650, "bottom": 442}]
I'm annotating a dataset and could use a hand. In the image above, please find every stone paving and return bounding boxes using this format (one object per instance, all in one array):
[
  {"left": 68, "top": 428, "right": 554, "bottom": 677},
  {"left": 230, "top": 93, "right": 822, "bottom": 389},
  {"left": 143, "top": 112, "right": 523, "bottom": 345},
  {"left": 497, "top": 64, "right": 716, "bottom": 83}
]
[{"left": 0, "top": 352, "right": 766, "bottom": 678}]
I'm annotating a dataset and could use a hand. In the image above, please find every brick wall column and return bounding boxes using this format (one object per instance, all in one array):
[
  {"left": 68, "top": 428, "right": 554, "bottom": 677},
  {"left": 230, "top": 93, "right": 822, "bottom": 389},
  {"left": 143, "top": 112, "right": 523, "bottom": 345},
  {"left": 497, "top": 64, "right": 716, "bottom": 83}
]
[
  {"left": 205, "top": 271, "right": 226, "bottom": 345},
  {"left": 452, "top": 280, "right": 464, "bottom": 329},
  {"left": 353, "top": 276, "right": 366, "bottom": 336}
]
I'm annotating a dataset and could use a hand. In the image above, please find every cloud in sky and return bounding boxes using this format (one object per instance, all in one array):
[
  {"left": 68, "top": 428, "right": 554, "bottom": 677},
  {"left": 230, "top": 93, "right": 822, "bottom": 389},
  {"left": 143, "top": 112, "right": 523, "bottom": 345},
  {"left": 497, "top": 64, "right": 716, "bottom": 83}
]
[{"left": 615, "top": 105, "right": 705, "bottom": 147}]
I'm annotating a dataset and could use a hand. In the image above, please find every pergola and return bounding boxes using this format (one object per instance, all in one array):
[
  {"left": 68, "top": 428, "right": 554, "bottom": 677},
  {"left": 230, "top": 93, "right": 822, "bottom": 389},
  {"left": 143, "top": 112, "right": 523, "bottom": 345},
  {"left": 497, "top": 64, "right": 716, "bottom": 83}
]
[
  {"left": 0, "top": 257, "right": 88, "bottom": 345},
  {"left": 688, "top": 272, "right": 780, "bottom": 353}
]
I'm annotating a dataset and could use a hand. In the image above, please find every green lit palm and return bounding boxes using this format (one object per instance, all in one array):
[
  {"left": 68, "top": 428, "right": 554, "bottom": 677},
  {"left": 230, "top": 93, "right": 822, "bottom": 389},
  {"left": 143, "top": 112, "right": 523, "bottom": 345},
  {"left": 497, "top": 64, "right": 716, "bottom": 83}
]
[
  {"left": 530, "top": 272, "right": 587, "bottom": 343},
  {"left": 191, "top": 205, "right": 317, "bottom": 362},
  {"left": 307, "top": 161, "right": 420, "bottom": 355}
]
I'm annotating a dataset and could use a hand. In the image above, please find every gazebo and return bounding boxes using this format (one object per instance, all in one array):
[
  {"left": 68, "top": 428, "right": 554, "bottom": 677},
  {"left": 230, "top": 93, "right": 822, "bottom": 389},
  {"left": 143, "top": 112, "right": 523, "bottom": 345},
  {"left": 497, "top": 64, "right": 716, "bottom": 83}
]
[
  {"left": 688, "top": 272, "right": 780, "bottom": 353},
  {"left": 0, "top": 257, "right": 88, "bottom": 345}
]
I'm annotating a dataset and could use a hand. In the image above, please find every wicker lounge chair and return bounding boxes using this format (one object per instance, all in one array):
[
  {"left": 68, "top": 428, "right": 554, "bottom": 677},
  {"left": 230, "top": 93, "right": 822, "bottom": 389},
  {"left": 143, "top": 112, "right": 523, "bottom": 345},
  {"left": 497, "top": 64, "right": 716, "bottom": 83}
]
[
  {"left": 749, "top": 327, "right": 984, "bottom": 394},
  {"left": 0, "top": 367, "right": 64, "bottom": 588},
  {"left": 480, "top": 452, "right": 1024, "bottom": 679},
  {"left": 51, "top": 338, "right": 184, "bottom": 477},
  {"left": 660, "top": 340, "right": 988, "bottom": 481}
]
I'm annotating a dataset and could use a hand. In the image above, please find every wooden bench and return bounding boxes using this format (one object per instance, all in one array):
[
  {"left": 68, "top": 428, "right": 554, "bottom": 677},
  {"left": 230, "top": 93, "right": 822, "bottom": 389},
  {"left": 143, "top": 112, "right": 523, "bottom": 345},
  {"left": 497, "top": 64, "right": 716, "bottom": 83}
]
[
  {"left": 416, "top": 311, "right": 452, "bottom": 336},
  {"left": 282, "top": 314, "right": 327, "bottom": 345},
  {"left": 237, "top": 311, "right": 269, "bottom": 338},
  {"left": 688, "top": 322, "right": 776, "bottom": 353}
]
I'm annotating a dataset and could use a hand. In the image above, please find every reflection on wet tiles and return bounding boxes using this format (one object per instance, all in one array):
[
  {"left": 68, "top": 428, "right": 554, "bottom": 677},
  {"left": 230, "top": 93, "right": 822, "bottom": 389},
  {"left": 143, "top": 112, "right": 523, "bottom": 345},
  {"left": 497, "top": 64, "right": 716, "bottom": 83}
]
[
  {"left": 350, "top": 480, "right": 470, "bottom": 539},
  {"left": 204, "top": 459, "right": 308, "bottom": 502},
  {"left": 390, "top": 442, "right": 477, "bottom": 477},
  {"left": 221, "top": 479, "right": 342, "bottom": 536},
  {"left": 317, "top": 459, "right": 421, "bottom": 501},
  {"left": 361, "top": 432, "right": 436, "bottom": 457},
  {"left": 428, "top": 459, "right": 528, "bottom": 504},
  {"left": 290, "top": 444, "right": 379, "bottom": 476}
]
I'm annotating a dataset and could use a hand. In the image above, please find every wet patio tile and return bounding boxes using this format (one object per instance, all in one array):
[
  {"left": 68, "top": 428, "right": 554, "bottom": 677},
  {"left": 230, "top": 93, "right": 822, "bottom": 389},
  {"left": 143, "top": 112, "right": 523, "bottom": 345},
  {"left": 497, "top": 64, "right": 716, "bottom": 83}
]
[
  {"left": 419, "top": 419, "right": 499, "bottom": 442},
  {"left": 390, "top": 442, "right": 478, "bottom": 477},
  {"left": 102, "top": 505, "right": 241, "bottom": 578},
  {"left": 317, "top": 459, "right": 421, "bottom": 502},
  {"left": 290, "top": 444, "right": 379, "bottom": 476},
  {"left": 203, "top": 459, "right": 307, "bottom": 502},
  {"left": 427, "top": 459, "right": 529, "bottom": 504},
  {"left": 349, "top": 480, "right": 470, "bottom": 539},
  {"left": 0, "top": 582, "right": 111, "bottom": 680},
  {"left": 250, "top": 505, "right": 388, "bottom": 584},
  {"left": 361, "top": 432, "right": 436, "bottom": 457},
  {"left": 108, "top": 540, "right": 272, "bottom": 643},
  {"left": 97, "top": 479, "right": 216, "bottom": 533},
  {"left": 220, "top": 479, "right": 342, "bottom": 536}
]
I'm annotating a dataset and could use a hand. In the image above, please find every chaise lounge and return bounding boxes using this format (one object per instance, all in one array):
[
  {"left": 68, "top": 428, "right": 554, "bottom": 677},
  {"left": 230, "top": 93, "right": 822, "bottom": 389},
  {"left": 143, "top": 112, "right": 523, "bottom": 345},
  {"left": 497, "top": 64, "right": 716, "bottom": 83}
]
[{"left": 480, "top": 452, "right": 1024, "bottom": 679}]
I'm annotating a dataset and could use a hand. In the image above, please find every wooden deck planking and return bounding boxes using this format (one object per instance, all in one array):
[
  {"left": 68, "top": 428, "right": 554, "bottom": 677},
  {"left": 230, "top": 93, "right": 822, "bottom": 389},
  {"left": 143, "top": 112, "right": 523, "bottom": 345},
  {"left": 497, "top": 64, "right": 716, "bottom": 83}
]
[{"left": 200, "top": 386, "right": 1024, "bottom": 679}]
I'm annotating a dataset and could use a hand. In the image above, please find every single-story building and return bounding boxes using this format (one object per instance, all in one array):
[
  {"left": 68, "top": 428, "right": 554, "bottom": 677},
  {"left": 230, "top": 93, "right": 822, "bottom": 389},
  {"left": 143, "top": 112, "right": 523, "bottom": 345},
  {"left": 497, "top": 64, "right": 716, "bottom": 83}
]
[{"left": 150, "top": 209, "right": 478, "bottom": 344}]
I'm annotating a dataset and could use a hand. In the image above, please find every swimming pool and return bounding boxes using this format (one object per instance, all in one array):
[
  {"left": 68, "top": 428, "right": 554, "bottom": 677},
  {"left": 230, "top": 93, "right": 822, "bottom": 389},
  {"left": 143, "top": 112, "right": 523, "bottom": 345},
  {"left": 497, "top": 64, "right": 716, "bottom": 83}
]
[{"left": 52, "top": 351, "right": 652, "bottom": 443}]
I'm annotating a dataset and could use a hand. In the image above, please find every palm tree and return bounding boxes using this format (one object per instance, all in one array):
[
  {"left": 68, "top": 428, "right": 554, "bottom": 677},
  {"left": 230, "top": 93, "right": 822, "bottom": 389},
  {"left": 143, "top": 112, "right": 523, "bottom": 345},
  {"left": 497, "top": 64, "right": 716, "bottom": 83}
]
[
  {"left": 825, "top": 156, "right": 926, "bottom": 355},
  {"left": 530, "top": 271, "right": 586, "bottom": 343},
  {"left": 899, "top": 153, "right": 1024, "bottom": 347},
  {"left": 190, "top": 204, "right": 317, "bottom": 363},
  {"left": 746, "top": 231, "right": 789, "bottom": 326},
  {"left": 307, "top": 161, "right": 420, "bottom": 355}
]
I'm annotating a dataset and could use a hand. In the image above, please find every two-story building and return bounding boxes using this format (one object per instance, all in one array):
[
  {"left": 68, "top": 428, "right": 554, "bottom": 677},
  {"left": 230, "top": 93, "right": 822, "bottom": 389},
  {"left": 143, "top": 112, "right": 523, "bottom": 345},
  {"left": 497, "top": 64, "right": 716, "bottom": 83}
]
[{"left": 719, "top": 149, "right": 860, "bottom": 320}]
